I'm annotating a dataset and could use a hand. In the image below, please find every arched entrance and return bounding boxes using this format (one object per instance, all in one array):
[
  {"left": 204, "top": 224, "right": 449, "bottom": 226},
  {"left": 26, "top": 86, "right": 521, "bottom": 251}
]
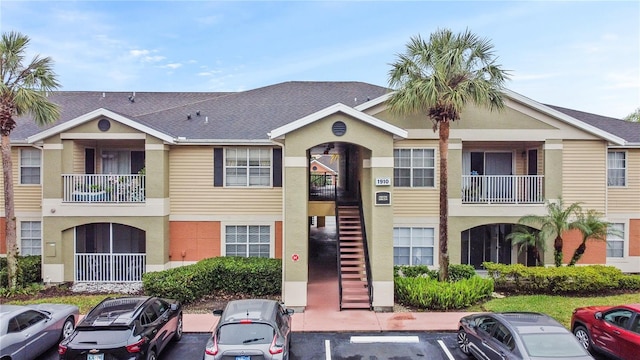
[{"left": 74, "top": 223, "right": 146, "bottom": 282}]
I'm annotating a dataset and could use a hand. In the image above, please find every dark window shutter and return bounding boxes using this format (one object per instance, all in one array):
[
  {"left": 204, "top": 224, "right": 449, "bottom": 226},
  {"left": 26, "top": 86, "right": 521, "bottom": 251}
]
[
  {"left": 273, "top": 148, "right": 282, "bottom": 187},
  {"left": 214, "top": 148, "right": 223, "bottom": 187}
]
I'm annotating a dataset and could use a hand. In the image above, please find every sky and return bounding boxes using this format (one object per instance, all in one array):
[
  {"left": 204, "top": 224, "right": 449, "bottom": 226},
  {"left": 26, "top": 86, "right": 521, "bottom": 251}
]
[{"left": 1, "top": 0, "right": 639, "bottom": 119}]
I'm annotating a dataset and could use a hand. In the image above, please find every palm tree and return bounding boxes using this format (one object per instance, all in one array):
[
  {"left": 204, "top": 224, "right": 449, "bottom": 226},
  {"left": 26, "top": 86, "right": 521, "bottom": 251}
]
[
  {"left": 518, "top": 198, "right": 581, "bottom": 267},
  {"left": 568, "top": 209, "right": 614, "bottom": 266},
  {"left": 505, "top": 225, "right": 545, "bottom": 266},
  {"left": 1, "top": 31, "right": 60, "bottom": 288},
  {"left": 387, "top": 29, "right": 509, "bottom": 281}
]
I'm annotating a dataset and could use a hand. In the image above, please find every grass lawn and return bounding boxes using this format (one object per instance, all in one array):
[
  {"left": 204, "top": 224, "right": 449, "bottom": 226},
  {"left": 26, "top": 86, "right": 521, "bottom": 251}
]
[{"left": 468, "top": 293, "right": 640, "bottom": 328}]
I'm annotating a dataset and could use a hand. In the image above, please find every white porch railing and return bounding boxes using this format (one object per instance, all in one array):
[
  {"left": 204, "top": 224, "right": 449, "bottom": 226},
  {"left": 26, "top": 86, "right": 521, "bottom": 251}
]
[
  {"left": 462, "top": 175, "right": 544, "bottom": 204},
  {"left": 63, "top": 174, "right": 145, "bottom": 203},
  {"left": 75, "top": 253, "right": 146, "bottom": 282}
]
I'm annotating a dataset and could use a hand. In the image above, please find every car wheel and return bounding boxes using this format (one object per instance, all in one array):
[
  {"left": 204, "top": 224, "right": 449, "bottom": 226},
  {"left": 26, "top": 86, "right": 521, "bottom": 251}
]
[
  {"left": 574, "top": 325, "right": 592, "bottom": 351},
  {"left": 173, "top": 313, "right": 183, "bottom": 342},
  {"left": 61, "top": 317, "right": 75, "bottom": 340},
  {"left": 147, "top": 349, "right": 157, "bottom": 360},
  {"left": 457, "top": 329, "right": 471, "bottom": 355}
]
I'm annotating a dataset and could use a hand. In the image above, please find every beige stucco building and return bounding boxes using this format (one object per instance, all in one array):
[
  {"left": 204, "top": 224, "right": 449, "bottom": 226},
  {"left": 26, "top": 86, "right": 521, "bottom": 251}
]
[{"left": 2, "top": 82, "right": 639, "bottom": 311}]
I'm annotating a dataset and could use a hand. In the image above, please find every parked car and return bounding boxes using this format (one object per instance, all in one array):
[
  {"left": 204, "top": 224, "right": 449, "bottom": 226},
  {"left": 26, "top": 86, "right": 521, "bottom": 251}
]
[
  {"left": 204, "top": 299, "right": 294, "bottom": 360},
  {"left": 571, "top": 303, "right": 640, "bottom": 360},
  {"left": 59, "top": 296, "right": 182, "bottom": 360},
  {"left": 457, "top": 311, "right": 593, "bottom": 360},
  {"left": 0, "top": 303, "right": 79, "bottom": 360}
]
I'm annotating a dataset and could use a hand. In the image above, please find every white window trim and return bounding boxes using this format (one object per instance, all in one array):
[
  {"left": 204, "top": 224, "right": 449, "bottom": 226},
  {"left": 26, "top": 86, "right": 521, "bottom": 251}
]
[
  {"left": 19, "top": 147, "right": 42, "bottom": 185},
  {"left": 606, "top": 222, "right": 626, "bottom": 259},
  {"left": 221, "top": 222, "right": 274, "bottom": 258},
  {"left": 393, "top": 147, "right": 437, "bottom": 188},
  {"left": 18, "top": 220, "right": 42, "bottom": 256},
  {"left": 224, "top": 147, "right": 272, "bottom": 188},
  {"left": 607, "top": 150, "right": 627, "bottom": 187},
  {"left": 393, "top": 226, "right": 436, "bottom": 266}
]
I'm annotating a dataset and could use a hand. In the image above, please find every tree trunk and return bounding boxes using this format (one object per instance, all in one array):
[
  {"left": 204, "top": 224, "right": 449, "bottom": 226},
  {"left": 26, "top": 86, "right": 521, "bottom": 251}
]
[
  {"left": 568, "top": 242, "right": 587, "bottom": 266},
  {"left": 1, "top": 134, "right": 18, "bottom": 289},
  {"left": 438, "top": 120, "right": 450, "bottom": 282},
  {"left": 534, "top": 247, "right": 543, "bottom": 266},
  {"left": 553, "top": 235, "right": 563, "bottom": 267}
]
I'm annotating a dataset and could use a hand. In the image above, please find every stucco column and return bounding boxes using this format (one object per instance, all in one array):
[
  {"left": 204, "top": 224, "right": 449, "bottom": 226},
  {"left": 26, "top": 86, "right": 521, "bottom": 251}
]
[
  {"left": 543, "top": 139, "right": 563, "bottom": 264},
  {"left": 448, "top": 139, "right": 463, "bottom": 264}
]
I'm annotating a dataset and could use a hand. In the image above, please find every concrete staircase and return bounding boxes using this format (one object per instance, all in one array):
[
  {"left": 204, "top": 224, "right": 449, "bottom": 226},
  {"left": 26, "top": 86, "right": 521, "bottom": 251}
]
[{"left": 337, "top": 204, "right": 372, "bottom": 310}]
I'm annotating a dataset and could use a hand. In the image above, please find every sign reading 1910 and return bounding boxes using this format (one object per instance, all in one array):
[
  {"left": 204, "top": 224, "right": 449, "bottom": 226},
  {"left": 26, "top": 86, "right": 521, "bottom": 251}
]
[{"left": 375, "top": 178, "right": 391, "bottom": 186}]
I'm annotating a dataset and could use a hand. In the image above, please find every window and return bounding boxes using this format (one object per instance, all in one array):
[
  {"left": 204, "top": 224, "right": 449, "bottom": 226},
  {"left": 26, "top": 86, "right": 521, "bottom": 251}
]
[
  {"left": 393, "top": 227, "right": 434, "bottom": 265},
  {"left": 225, "top": 225, "right": 270, "bottom": 257},
  {"left": 394, "top": 149, "right": 435, "bottom": 187},
  {"left": 606, "top": 223, "right": 624, "bottom": 258},
  {"left": 608, "top": 151, "right": 626, "bottom": 186},
  {"left": 21, "top": 221, "right": 41, "bottom": 256},
  {"left": 225, "top": 148, "right": 271, "bottom": 186},
  {"left": 20, "top": 148, "right": 41, "bottom": 184}
]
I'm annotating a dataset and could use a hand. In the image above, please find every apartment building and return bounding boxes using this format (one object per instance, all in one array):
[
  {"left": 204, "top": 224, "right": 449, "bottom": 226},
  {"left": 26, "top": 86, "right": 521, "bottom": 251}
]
[{"left": 1, "top": 81, "right": 638, "bottom": 311}]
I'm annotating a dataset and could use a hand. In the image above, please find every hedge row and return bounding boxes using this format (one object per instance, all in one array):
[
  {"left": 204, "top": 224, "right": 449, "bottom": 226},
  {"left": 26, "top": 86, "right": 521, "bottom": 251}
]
[
  {"left": 395, "top": 275, "right": 494, "bottom": 310},
  {"left": 394, "top": 264, "right": 476, "bottom": 282},
  {"left": 142, "top": 256, "right": 281, "bottom": 304},
  {"left": 0, "top": 255, "right": 42, "bottom": 288},
  {"left": 483, "top": 262, "right": 640, "bottom": 294}
]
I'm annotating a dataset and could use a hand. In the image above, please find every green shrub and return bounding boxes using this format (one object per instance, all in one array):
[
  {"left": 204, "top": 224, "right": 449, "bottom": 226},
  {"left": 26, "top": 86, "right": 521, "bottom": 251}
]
[
  {"left": 143, "top": 256, "right": 281, "bottom": 304},
  {"left": 0, "top": 255, "right": 42, "bottom": 288},
  {"left": 394, "top": 264, "right": 476, "bottom": 282},
  {"left": 483, "top": 262, "right": 633, "bottom": 295},
  {"left": 619, "top": 274, "right": 640, "bottom": 290},
  {"left": 395, "top": 275, "right": 493, "bottom": 310},
  {"left": 449, "top": 264, "right": 476, "bottom": 281}
]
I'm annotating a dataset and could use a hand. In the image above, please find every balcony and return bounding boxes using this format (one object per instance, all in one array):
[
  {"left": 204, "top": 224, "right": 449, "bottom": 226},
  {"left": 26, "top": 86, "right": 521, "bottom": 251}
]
[
  {"left": 63, "top": 174, "right": 145, "bottom": 203},
  {"left": 75, "top": 253, "right": 146, "bottom": 282},
  {"left": 462, "top": 175, "right": 544, "bottom": 204}
]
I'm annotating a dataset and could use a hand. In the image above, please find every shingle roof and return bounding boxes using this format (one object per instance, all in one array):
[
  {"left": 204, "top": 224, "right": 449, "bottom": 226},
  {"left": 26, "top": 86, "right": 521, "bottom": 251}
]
[
  {"left": 11, "top": 81, "right": 389, "bottom": 141},
  {"left": 545, "top": 104, "right": 640, "bottom": 144}
]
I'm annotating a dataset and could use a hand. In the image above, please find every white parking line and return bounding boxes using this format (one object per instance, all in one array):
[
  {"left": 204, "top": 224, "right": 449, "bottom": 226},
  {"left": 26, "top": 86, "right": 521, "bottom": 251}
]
[
  {"left": 350, "top": 336, "right": 420, "bottom": 343},
  {"left": 437, "top": 339, "right": 455, "bottom": 360},
  {"left": 325, "top": 339, "right": 331, "bottom": 360}
]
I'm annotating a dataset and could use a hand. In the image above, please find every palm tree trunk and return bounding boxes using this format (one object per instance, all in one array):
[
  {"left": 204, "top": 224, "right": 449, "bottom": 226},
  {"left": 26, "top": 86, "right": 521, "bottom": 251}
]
[
  {"left": 438, "top": 120, "right": 450, "bottom": 281},
  {"left": 568, "top": 242, "right": 587, "bottom": 266},
  {"left": 1, "top": 133, "right": 18, "bottom": 289},
  {"left": 534, "top": 247, "right": 543, "bottom": 266},
  {"left": 553, "top": 235, "right": 563, "bottom": 267}
]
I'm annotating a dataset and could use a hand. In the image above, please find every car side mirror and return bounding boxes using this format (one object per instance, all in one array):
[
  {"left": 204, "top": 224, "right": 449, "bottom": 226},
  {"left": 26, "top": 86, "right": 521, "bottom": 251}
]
[
  {"left": 212, "top": 309, "right": 223, "bottom": 316},
  {"left": 286, "top": 308, "right": 294, "bottom": 315},
  {"left": 595, "top": 312, "right": 603, "bottom": 320},
  {"left": 170, "top": 304, "right": 178, "bottom": 311},
  {"left": 467, "top": 320, "right": 476, "bottom": 328}
]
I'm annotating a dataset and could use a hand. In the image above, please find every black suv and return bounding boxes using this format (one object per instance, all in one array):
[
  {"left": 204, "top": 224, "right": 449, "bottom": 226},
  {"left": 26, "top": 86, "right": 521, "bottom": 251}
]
[
  {"left": 59, "top": 296, "right": 183, "bottom": 360},
  {"left": 204, "top": 299, "right": 294, "bottom": 360}
]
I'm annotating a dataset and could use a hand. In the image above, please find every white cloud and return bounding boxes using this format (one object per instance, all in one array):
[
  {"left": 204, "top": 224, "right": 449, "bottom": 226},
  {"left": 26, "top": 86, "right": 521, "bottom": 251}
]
[{"left": 162, "top": 63, "right": 182, "bottom": 69}]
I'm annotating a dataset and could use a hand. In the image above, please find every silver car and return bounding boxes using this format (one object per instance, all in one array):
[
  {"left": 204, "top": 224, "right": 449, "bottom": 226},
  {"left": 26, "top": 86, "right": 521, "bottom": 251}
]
[
  {"left": 457, "top": 312, "right": 594, "bottom": 360},
  {"left": 204, "top": 299, "right": 294, "bottom": 360},
  {"left": 0, "top": 303, "right": 79, "bottom": 360}
]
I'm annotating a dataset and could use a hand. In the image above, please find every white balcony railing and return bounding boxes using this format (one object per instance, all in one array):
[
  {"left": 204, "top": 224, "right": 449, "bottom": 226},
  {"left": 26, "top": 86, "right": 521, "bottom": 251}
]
[
  {"left": 75, "top": 253, "right": 146, "bottom": 282},
  {"left": 462, "top": 175, "right": 544, "bottom": 204},
  {"left": 63, "top": 174, "right": 145, "bottom": 203}
]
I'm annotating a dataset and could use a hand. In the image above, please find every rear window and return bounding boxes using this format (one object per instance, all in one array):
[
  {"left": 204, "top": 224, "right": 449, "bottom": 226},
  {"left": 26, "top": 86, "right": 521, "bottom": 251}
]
[
  {"left": 73, "top": 328, "right": 131, "bottom": 345},
  {"left": 521, "top": 333, "right": 589, "bottom": 357},
  {"left": 218, "top": 323, "right": 275, "bottom": 345}
]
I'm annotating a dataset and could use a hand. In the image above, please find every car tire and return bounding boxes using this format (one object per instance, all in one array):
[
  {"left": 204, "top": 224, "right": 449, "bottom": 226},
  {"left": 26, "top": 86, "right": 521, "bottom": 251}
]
[
  {"left": 457, "top": 329, "right": 471, "bottom": 355},
  {"left": 574, "top": 325, "right": 592, "bottom": 352},
  {"left": 173, "top": 313, "right": 183, "bottom": 342},
  {"left": 147, "top": 349, "right": 157, "bottom": 360},
  {"left": 61, "top": 317, "right": 75, "bottom": 340}
]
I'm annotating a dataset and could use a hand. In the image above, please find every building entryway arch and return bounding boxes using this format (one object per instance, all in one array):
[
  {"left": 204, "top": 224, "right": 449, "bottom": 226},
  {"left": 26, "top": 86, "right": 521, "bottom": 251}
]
[{"left": 74, "top": 222, "right": 146, "bottom": 282}]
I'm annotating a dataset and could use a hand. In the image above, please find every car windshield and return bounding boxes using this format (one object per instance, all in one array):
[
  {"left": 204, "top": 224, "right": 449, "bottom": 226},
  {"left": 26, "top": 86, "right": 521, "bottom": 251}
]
[
  {"left": 218, "top": 323, "right": 274, "bottom": 345},
  {"left": 520, "top": 333, "right": 588, "bottom": 357}
]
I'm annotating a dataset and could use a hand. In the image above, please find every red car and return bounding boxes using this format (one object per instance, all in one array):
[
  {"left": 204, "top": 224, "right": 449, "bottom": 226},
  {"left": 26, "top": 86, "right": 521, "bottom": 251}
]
[{"left": 571, "top": 304, "right": 640, "bottom": 360}]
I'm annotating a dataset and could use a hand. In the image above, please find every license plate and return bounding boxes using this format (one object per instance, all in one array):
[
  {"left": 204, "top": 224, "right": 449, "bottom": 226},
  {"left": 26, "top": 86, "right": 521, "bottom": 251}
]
[
  {"left": 87, "top": 354, "right": 104, "bottom": 360},
  {"left": 235, "top": 356, "right": 250, "bottom": 360}
]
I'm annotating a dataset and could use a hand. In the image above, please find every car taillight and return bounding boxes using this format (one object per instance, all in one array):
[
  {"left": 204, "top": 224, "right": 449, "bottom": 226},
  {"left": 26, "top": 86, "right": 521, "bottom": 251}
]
[
  {"left": 205, "top": 334, "right": 219, "bottom": 356},
  {"left": 58, "top": 344, "right": 67, "bottom": 355},
  {"left": 269, "top": 335, "right": 283, "bottom": 355},
  {"left": 126, "top": 338, "right": 146, "bottom": 353},
  {"left": 240, "top": 319, "right": 252, "bottom": 324}
]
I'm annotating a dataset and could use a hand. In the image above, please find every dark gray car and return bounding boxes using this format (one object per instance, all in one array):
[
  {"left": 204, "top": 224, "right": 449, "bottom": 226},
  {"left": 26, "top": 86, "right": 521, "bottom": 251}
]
[
  {"left": 204, "top": 299, "right": 294, "bottom": 360},
  {"left": 0, "top": 303, "right": 79, "bottom": 360},
  {"left": 457, "top": 312, "right": 594, "bottom": 360}
]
